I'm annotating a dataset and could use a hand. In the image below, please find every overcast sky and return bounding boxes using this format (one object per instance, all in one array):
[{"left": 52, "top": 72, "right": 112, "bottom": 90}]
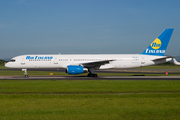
[{"left": 0, "top": 0, "right": 180, "bottom": 59}]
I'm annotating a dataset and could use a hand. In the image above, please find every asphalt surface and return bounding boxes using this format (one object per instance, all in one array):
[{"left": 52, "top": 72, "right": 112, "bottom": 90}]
[
  {"left": 0, "top": 75, "right": 180, "bottom": 80},
  {"left": 1, "top": 68, "right": 180, "bottom": 80}
]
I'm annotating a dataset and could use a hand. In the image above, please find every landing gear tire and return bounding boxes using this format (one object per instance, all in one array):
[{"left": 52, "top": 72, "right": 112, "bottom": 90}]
[
  {"left": 93, "top": 74, "right": 98, "bottom": 77},
  {"left": 22, "top": 69, "right": 28, "bottom": 78},
  {"left": 87, "top": 74, "right": 98, "bottom": 77}
]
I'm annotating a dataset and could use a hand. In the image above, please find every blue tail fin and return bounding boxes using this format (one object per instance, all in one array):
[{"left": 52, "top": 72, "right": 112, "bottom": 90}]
[{"left": 140, "top": 28, "right": 174, "bottom": 56}]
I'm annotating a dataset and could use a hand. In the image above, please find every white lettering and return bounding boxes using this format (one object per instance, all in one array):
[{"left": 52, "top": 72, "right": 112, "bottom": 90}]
[{"left": 146, "top": 50, "right": 166, "bottom": 54}]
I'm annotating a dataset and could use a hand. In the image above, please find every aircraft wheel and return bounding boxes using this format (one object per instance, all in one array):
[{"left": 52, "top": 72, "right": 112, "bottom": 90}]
[
  {"left": 87, "top": 74, "right": 92, "bottom": 77},
  {"left": 93, "top": 74, "right": 98, "bottom": 77},
  {"left": 87, "top": 74, "right": 98, "bottom": 77},
  {"left": 25, "top": 75, "right": 28, "bottom": 78}
]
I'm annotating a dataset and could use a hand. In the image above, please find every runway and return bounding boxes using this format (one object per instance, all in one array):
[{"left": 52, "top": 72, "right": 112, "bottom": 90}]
[
  {"left": 1, "top": 75, "right": 180, "bottom": 80},
  {"left": 1, "top": 68, "right": 180, "bottom": 80}
]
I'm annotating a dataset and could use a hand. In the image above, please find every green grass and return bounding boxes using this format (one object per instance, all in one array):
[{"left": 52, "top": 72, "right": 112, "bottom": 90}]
[
  {"left": 1, "top": 63, "right": 180, "bottom": 119},
  {"left": 0, "top": 94, "right": 180, "bottom": 120},
  {"left": 0, "top": 65, "right": 7, "bottom": 69},
  {"left": 1, "top": 80, "right": 180, "bottom": 94},
  {"left": 0, "top": 80, "right": 180, "bottom": 120}
]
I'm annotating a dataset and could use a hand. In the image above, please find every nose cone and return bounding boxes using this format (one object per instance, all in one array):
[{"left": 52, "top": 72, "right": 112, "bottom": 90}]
[{"left": 5, "top": 62, "right": 11, "bottom": 68}]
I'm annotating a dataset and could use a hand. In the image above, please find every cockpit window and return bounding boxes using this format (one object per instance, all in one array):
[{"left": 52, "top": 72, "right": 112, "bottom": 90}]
[{"left": 10, "top": 59, "right": 16, "bottom": 62}]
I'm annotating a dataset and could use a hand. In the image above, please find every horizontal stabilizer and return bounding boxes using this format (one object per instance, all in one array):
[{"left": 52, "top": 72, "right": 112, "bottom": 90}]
[{"left": 151, "top": 56, "right": 175, "bottom": 61}]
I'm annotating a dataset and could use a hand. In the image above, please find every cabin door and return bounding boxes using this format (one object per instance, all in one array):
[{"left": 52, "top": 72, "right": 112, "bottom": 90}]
[
  {"left": 21, "top": 58, "right": 25, "bottom": 65},
  {"left": 54, "top": 57, "right": 58, "bottom": 64},
  {"left": 141, "top": 57, "right": 145, "bottom": 64}
]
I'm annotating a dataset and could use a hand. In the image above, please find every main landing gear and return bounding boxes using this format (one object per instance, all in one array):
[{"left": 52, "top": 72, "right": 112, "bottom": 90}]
[
  {"left": 87, "top": 68, "right": 98, "bottom": 77},
  {"left": 87, "top": 73, "right": 98, "bottom": 77},
  {"left": 22, "top": 69, "right": 28, "bottom": 77}
]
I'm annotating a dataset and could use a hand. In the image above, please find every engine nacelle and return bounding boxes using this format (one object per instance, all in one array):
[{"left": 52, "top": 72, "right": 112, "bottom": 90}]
[{"left": 66, "top": 65, "right": 87, "bottom": 75}]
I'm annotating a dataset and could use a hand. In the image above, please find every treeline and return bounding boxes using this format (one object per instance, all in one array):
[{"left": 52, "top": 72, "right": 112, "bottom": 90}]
[{"left": 0, "top": 60, "right": 5, "bottom": 65}]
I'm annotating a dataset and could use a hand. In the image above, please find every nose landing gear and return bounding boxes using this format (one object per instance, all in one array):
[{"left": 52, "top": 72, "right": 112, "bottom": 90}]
[{"left": 22, "top": 69, "right": 28, "bottom": 77}]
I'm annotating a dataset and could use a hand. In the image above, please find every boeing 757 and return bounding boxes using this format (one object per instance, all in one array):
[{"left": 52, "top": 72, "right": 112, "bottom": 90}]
[{"left": 5, "top": 28, "right": 174, "bottom": 77}]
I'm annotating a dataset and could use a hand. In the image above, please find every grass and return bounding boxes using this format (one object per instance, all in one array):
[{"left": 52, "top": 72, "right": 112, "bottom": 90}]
[
  {"left": 1, "top": 63, "right": 180, "bottom": 119},
  {"left": 0, "top": 80, "right": 180, "bottom": 120},
  {"left": 1, "top": 80, "right": 180, "bottom": 94},
  {"left": 0, "top": 65, "right": 8, "bottom": 69},
  {"left": 0, "top": 94, "right": 180, "bottom": 120}
]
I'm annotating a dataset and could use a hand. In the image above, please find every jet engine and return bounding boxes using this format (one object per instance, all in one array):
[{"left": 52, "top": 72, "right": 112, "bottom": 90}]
[{"left": 66, "top": 65, "right": 88, "bottom": 75}]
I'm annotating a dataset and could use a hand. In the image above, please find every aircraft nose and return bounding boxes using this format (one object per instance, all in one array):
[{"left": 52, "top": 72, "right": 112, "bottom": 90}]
[{"left": 5, "top": 62, "right": 10, "bottom": 68}]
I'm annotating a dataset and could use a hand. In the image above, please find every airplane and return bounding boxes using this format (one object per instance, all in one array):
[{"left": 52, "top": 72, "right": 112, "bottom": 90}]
[
  {"left": 171, "top": 58, "right": 180, "bottom": 65},
  {"left": 5, "top": 28, "right": 174, "bottom": 77}
]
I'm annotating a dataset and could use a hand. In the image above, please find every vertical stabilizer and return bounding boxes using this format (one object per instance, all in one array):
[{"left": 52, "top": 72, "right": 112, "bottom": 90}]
[{"left": 140, "top": 29, "right": 174, "bottom": 56}]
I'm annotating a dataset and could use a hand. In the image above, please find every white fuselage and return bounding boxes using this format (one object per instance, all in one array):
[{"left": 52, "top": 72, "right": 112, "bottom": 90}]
[{"left": 5, "top": 54, "right": 172, "bottom": 69}]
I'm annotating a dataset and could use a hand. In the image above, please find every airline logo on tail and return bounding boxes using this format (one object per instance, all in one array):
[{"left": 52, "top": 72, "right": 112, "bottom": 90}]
[
  {"left": 144, "top": 38, "right": 164, "bottom": 54},
  {"left": 151, "top": 38, "right": 161, "bottom": 49},
  {"left": 141, "top": 28, "right": 174, "bottom": 56}
]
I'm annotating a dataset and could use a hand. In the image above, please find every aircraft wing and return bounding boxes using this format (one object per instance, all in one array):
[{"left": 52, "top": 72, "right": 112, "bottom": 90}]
[{"left": 81, "top": 60, "right": 114, "bottom": 68}]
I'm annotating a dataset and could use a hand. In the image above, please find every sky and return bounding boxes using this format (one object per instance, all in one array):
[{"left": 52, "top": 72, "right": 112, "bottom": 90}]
[{"left": 0, "top": 0, "right": 180, "bottom": 59}]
